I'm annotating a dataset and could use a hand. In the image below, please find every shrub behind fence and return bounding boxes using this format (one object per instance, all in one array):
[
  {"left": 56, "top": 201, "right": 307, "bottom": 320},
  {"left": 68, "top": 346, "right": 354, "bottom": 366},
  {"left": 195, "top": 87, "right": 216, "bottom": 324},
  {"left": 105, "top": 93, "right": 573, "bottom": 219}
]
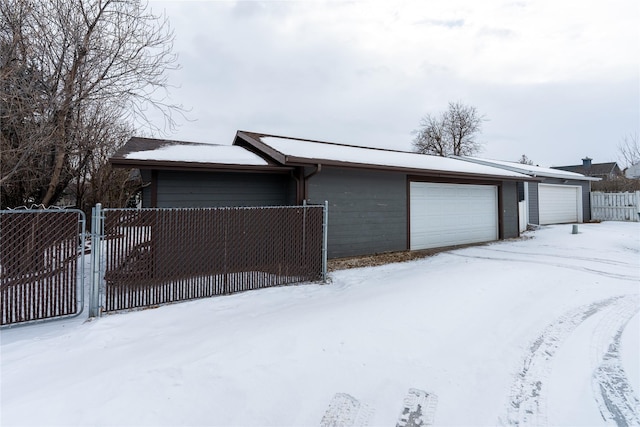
[{"left": 0, "top": 210, "right": 85, "bottom": 325}]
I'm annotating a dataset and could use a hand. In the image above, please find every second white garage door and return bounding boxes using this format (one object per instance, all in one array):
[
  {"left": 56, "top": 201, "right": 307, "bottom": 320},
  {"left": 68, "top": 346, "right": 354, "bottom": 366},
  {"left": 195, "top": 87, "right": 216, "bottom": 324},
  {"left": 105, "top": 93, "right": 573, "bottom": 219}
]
[
  {"left": 538, "top": 184, "right": 582, "bottom": 225},
  {"left": 410, "top": 182, "right": 498, "bottom": 250}
]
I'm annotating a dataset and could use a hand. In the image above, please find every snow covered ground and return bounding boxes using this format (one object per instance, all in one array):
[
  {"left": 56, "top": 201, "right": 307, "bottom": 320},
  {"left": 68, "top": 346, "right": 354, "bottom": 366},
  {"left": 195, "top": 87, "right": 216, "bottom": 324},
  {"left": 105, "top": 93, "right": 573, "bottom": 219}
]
[{"left": 1, "top": 222, "right": 638, "bottom": 426}]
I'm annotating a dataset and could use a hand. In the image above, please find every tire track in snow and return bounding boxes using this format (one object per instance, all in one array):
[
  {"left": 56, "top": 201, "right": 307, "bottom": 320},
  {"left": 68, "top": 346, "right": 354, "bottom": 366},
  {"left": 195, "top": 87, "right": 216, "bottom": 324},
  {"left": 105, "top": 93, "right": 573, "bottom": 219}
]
[
  {"left": 591, "top": 295, "right": 640, "bottom": 426},
  {"left": 476, "top": 247, "right": 631, "bottom": 268},
  {"left": 502, "top": 296, "right": 624, "bottom": 426},
  {"left": 447, "top": 252, "right": 638, "bottom": 282}
]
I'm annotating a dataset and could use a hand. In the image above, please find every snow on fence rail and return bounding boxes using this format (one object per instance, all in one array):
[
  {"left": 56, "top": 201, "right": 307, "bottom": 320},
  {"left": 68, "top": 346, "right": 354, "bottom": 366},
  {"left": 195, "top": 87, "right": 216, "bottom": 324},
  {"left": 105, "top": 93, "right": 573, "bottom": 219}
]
[{"left": 590, "top": 191, "right": 640, "bottom": 222}]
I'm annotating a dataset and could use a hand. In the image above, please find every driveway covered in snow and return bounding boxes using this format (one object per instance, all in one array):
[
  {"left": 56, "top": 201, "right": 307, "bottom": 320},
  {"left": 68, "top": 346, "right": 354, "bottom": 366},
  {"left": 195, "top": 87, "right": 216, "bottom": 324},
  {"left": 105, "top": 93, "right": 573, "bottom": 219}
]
[{"left": 1, "top": 222, "right": 638, "bottom": 426}]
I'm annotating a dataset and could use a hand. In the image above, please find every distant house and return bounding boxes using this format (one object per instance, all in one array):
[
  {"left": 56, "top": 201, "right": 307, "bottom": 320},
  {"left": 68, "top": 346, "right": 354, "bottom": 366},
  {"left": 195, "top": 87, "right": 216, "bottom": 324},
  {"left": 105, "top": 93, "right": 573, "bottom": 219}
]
[
  {"left": 452, "top": 157, "right": 598, "bottom": 227},
  {"left": 552, "top": 157, "right": 622, "bottom": 180},
  {"left": 110, "top": 131, "right": 538, "bottom": 259},
  {"left": 625, "top": 163, "right": 640, "bottom": 179}
]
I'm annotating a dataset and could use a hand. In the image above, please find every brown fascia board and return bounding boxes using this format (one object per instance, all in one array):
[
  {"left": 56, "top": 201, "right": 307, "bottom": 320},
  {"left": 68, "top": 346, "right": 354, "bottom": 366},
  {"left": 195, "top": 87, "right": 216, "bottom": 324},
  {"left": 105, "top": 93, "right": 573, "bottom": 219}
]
[
  {"left": 109, "top": 158, "right": 293, "bottom": 174},
  {"left": 234, "top": 130, "right": 539, "bottom": 182},
  {"left": 286, "top": 158, "right": 541, "bottom": 182}
]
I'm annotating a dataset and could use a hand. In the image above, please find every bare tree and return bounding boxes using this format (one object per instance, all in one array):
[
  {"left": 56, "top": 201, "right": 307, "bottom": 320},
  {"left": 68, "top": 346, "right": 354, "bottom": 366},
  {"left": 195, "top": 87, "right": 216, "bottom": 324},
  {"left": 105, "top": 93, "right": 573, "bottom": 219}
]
[
  {"left": 68, "top": 106, "right": 142, "bottom": 217},
  {"left": 0, "top": 0, "right": 181, "bottom": 208},
  {"left": 618, "top": 132, "right": 640, "bottom": 168},
  {"left": 518, "top": 154, "right": 534, "bottom": 165},
  {"left": 413, "top": 102, "right": 484, "bottom": 157},
  {"left": 412, "top": 114, "right": 446, "bottom": 156}
]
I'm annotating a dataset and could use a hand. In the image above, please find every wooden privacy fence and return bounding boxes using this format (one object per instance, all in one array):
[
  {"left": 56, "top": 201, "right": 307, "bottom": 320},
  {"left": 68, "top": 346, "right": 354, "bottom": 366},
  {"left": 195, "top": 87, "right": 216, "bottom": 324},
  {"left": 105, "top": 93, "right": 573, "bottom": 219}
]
[
  {"left": 591, "top": 191, "right": 640, "bottom": 222},
  {"left": 0, "top": 209, "right": 85, "bottom": 326},
  {"left": 93, "top": 205, "right": 327, "bottom": 313}
]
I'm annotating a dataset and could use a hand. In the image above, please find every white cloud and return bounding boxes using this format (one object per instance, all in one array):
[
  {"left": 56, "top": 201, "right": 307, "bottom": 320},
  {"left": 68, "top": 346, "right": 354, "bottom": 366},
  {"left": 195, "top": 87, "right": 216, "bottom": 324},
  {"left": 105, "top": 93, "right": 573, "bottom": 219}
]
[{"left": 146, "top": 0, "right": 639, "bottom": 166}]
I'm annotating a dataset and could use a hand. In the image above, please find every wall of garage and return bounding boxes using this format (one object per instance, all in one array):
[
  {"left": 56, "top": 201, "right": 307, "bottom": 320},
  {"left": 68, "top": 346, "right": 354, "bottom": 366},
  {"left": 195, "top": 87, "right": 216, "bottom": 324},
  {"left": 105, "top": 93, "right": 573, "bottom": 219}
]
[
  {"left": 527, "top": 178, "right": 591, "bottom": 225},
  {"left": 306, "top": 167, "right": 408, "bottom": 259},
  {"left": 527, "top": 182, "right": 540, "bottom": 225},
  {"left": 140, "top": 167, "right": 525, "bottom": 259},
  {"left": 501, "top": 181, "right": 520, "bottom": 239},
  {"left": 141, "top": 170, "right": 296, "bottom": 208},
  {"left": 577, "top": 180, "right": 591, "bottom": 222},
  {"left": 308, "top": 168, "right": 523, "bottom": 258}
]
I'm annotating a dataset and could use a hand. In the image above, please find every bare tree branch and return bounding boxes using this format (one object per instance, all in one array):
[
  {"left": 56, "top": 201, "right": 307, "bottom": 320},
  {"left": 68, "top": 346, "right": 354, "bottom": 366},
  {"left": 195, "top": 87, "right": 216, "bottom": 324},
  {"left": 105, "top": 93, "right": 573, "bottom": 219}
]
[
  {"left": 518, "top": 154, "right": 534, "bottom": 165},
  {"left": 1, "top": 0, "right": 182, "bottom": 208},
  {"left": 618, "top": 132, "right": 640, "bottom": 168},
  {"left": 412, "top": 102, "right": 485, "bottom": 157}
]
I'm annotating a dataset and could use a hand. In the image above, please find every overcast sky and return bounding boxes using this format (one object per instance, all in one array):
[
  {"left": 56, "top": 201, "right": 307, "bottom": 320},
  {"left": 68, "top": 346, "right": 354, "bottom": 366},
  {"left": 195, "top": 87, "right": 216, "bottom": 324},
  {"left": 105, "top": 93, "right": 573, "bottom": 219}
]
[{"left": 146, "top": 0, "right": 639, "bottom": 167}]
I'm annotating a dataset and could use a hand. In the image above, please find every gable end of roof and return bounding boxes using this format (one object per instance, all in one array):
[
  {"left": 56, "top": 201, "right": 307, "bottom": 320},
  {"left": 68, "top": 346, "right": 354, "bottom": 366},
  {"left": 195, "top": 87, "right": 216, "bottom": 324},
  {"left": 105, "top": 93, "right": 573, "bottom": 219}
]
[{"left": 234, "top": 131, "right": 288, "bottom": 164}]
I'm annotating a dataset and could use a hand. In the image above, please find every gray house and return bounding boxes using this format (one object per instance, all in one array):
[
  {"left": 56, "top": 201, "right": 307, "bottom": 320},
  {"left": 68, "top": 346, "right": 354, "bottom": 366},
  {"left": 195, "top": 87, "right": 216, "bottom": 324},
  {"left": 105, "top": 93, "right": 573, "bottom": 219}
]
[
  {"left": 552, "top": 157, "right": 622, "bottom": 181},
  {"left": 111, "top": 131, "right": 536, "bottom": 259},
  {"left": 452, "top": 156, "right": 598, "bottom": 226}
]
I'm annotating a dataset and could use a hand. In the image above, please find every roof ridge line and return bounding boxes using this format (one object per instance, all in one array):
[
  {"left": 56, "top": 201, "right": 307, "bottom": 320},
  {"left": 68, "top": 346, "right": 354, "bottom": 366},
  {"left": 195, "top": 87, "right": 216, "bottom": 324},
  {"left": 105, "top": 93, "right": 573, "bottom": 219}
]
[
  {"left": 130, "top": 136, "right": 223, "bottom": 147},
  {"left": 239, "top": 130, "right": 420, "bottom": 155}
]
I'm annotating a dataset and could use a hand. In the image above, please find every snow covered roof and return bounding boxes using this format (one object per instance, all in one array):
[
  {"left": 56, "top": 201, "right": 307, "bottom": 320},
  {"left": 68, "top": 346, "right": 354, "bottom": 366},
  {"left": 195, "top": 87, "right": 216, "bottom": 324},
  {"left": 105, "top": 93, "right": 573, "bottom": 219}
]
[
  {"left": 125, "top": 143, "right": 268, "bottom": 165},
  {"left": 113, "top": 133, "right": 543, "bottom": 182},
  {"left": 451, "top": 156, "right": 600, "bottom": 181},
  {"left": 235, "top": 131, "right": 534, "bottom": 181},
  {"left": 110, "top": 137, "right": 287, "bottom": 172}
]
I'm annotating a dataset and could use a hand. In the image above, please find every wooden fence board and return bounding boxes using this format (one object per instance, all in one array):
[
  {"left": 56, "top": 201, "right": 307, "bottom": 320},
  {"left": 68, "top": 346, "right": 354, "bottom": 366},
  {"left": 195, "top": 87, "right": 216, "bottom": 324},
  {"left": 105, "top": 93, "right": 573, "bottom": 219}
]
[{"left": 591, "top": 191, "right": 640, "bottom": 222}]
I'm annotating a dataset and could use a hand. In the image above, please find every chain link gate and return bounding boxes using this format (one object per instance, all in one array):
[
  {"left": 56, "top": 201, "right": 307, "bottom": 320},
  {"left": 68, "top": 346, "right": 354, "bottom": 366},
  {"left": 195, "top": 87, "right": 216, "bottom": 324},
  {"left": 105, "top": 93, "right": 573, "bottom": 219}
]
[
  {"left": 1, "top": 204, "right": 328, "bottom": 323},
  {"left": 90, "top": 203, "right": 328, "bottom": 315},
  {"left": 0, "top": 209, "right": 86, "bottom": 326}
]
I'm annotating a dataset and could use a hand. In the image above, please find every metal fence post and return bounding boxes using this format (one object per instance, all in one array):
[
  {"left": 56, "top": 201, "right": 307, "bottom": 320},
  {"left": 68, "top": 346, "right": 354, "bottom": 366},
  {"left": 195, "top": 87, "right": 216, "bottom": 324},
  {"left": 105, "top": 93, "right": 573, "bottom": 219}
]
[
  {"left": 89, "top": 203, "right": 103, "bottom": 317},
  {"left": 302, "top": 199, "right": 307, "bottom": 257},
  {"left": 322, "top": 200, "right": 328, "bottom": 282},
  {"left": 76, "top": 211, "right": 87, "bottom": 317}
]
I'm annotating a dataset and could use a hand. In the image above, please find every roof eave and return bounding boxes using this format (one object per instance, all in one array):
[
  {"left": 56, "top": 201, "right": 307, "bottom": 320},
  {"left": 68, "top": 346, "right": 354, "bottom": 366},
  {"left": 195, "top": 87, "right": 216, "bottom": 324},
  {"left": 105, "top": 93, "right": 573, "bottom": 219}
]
[
  {"left": 281, "top": 156, "right": 539, "bottom": 181},
  {"left": 451, "top": 156, "right": 598, "bottom": 181},
  {"left": 235, "top": 131, "right": 539, "bottom": 181},
  {"left": 109, "top": 158, "right": 293, "bottom": 174}
]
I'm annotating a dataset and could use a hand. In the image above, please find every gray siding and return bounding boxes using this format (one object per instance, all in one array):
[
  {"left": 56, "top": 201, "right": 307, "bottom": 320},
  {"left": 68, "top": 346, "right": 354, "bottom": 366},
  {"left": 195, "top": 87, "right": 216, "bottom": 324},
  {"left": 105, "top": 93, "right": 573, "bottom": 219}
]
[
  {"left": 578, "top": 180, "right": 591, "bottom": 222},
  {"left": 501, "top": 181, "right": 519, "bottom": 239},
  {"left": 306, "top": 167, "right": 407, "bottom": 259},
  {"left": 528, "top": 182, "right": 540, "bottom": 225},
  {"left": 138, "top": 167, "right": 526, "bottom": 259},
  {"left": 152, "top": 170, "right": 294, "bottom": 208}
]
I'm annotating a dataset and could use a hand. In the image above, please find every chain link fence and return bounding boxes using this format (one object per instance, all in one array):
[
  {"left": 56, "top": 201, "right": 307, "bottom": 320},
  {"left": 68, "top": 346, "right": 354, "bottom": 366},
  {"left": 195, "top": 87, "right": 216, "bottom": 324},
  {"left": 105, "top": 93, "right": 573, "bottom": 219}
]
[
  {"left": 1, "top": 204, "right": 326, "bottom": 323},
  {"left": 93, "top": 204, "right": 327, "bottom": 313},
  {"left": 0, "top": 209, "right": 86, "bottom": 326}
]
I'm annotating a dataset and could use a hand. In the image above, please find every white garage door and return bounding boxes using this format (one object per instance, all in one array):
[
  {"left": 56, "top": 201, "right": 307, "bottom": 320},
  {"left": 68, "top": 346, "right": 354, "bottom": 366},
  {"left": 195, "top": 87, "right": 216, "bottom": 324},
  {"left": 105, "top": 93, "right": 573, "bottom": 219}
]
[
  {"left": 410, "top": 182, "right": 498, "bottom": 250},
  {"left": 538, "top": 184, "right": 582, "bottom": 225}
]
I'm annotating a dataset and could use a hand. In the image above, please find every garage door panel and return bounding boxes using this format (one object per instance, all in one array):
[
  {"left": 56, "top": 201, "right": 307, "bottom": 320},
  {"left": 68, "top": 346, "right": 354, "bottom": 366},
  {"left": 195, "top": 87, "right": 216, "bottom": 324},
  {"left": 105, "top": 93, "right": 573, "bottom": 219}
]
[
  {"left": 538, "top": 184, "right": 581, "bottom": 225},
  {"left": 410, "top": 182, "right": 498, "bottom": 250}
]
